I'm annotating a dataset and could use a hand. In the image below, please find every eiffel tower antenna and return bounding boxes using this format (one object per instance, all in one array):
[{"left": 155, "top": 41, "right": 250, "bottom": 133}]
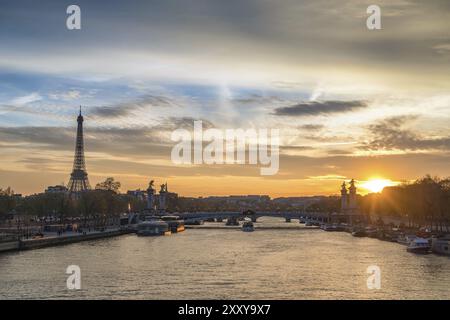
[{"left": 67, "top": 106, "right": 91, "bottom": 194}]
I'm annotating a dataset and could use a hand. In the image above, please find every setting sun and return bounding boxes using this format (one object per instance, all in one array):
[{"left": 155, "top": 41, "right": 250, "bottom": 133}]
[{"left": 361, "top": 179, "right": 398, "bottom": 193}]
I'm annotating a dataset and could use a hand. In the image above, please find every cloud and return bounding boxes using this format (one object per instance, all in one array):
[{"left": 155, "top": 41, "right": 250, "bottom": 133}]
[
  {"left": 10, "top": 92, "right": 42, "bottom": 105},
  {"left": 433, "top": 43, "right": 450, "bottom": 55},
  {"left": 299, "top": 124, "right": 324, "bottom": 131},
  {"left": 89, "top": 95, "right": 177, "bottom": 119},
  {"left": 307, "top": 175, "right": 347, "bottom": 181},
  {"left": 361, "top": 115, "right": 450, "bottom": 151},
  {"left": 90, "top": 106, "right": 134, "bottom": 119},
  {"left": 326, "top": 149, "right": 353, "bottom": 155},
  {"left": 232, "top": 94, "right": 286, "bottom": 105},
  {"left": 280, "top": 145, "right": 315, "bottom": 152},
  {"left": 48, "top": 90, "right": 81, "bottom": 101},
  {"left": 160, "top": 117, "right": 215, "bottom": 131},
  {"left": 0, "top": 127, "right": 74, "bottom": 148},
  {"left": 303, "top": 134, "right": 355, "bottom": 144},
  {"left": 1, "top": 0, "right": 449, "bottom": 91},
  {"left": 273, "top": 100, "right": 367, "bottom": 117}
]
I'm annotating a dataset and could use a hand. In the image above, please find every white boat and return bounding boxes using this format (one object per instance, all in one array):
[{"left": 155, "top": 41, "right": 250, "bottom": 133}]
[
  {"left": 407, "top": 238, "right": 431, "bottom": 254},
  {"left": 242, "top": 221, "right": 254, "bottom": 232},
  {"left": 322, "top": 224, "right": 345, "bottom": 232},
  {"left": 432, "top": 235, "right": 450, "bottom": 256},
  {"left": 137, "top": 220, "right": 171, "bottom": 236}
]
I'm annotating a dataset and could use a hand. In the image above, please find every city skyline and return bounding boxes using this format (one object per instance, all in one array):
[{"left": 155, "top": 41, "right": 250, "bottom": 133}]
[
  {"left": 1, "top": 1, "right": 450, "bottom": 304},
  {"left": 1, "top": 0, "right": 449, "bottom": 197}
]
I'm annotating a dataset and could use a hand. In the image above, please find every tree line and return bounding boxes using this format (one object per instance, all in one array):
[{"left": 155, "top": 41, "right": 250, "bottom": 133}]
[
  {"left": 0, "top": 178, "right": 132, "bottom": 227},
  {"left": 308, "top": 175, "right": 450, "bottom": 230},
  {"left": 359, "top": 175, "right": 450, "bottom": 231}
]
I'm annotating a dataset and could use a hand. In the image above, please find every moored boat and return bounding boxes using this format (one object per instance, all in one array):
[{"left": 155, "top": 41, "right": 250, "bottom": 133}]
[
  {"left": 379, "top": 229, "right": 402, "bottom": 242},
  {"left": 351, "top": 228, "right": 366, "bottom": 237},
  {"left": 184, "top": 218, "right": 204, "bottom": 225},
  {"left": 137, "top": 220, "right": 171, "bottom": 236},
  {"left": 365, "top": 227, "right": 378, "bottom": 238},
  {"left": 407, "top": 238, "right": 431, "bottom": 254},
  {"left": 397, "top": 234, "right": 417, "bottom": 245},
  {"left": 417, "top": 228, "right": 432, "bottom": 239},
  {"left": 322, "top": 224, "right": 345, "bottom": 232},
  {"left": 160, "top": 215, "right": 185, "bottom": 233},
  {"left": 431, "top": 235, "right": 450, "bottom": 256}
]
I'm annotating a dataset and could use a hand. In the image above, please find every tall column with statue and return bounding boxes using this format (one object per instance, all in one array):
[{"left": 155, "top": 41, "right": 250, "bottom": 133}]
[
  {"left": 341, "top": 181, "right": 348, "bottom": 213},
  {"left": 147, "top": 180, "right": 156, "bottom": 213},
  {"left": 158, "top": 182, "right": 168, "bottom": 214},
  {"left": 348, "top": 179, "right": 357, "bottom": 213}
]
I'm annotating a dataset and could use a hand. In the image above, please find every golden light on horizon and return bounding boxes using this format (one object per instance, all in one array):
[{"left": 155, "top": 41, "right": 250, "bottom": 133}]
[{"left": 361, "top": 178, "right": 398, "bottom": 193}]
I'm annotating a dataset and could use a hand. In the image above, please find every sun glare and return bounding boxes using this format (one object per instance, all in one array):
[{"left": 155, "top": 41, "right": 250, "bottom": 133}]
[{"left": 361, "top": 179, "right": 397, "bottom": 193}]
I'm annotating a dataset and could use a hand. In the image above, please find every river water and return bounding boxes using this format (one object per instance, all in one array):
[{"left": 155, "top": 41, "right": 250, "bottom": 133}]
[{"left": 0, "top": 217, "right": 449, "bottom": 299}]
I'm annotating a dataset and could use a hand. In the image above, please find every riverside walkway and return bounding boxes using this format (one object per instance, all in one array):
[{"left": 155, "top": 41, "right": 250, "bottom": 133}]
[{"left": 0, "top": 228, "right": 131, "bottom": 253}]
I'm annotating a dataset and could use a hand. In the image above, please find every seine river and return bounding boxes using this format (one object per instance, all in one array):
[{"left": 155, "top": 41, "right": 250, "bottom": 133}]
[{"left": 1, "top": 217, "right": 449, "bottom": 299}]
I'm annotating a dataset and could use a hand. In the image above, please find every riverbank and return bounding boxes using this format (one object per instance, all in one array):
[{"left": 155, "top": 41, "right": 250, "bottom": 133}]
[{"left": 0, "top": 228, "right": 132, "bottom": 253}]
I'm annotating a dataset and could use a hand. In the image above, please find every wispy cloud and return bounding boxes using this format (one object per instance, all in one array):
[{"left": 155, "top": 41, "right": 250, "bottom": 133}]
[
  {"left": 48, "top": 90, "right": 81, "bottom": 101},
  {"left": 361, "top": 115, "right": 450, "bottom": 151},
  {"left": 89, "top": 95, "right": 177, "bottom": 119},
  {"left": 433, "top": 43, "right": 450, "bottom": 55},
  {"left": 273, "top": 100, "right": 368, "bottom": 117},
  {"left": 10, "top": 92, "right": 42, "bottom": 105},
  {"left": 299, "top": 124, "right": 325, "bottom": 131}
]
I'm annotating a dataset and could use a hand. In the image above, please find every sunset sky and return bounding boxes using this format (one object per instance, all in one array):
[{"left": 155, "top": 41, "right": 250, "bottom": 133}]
[{"left": 1, "top": 0, "right": 449, "bottom": 197}]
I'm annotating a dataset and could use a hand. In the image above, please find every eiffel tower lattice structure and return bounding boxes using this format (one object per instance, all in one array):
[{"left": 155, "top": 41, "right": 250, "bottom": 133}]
[{"left": 67, "top": 107, "right": 91, "bottom": 193}]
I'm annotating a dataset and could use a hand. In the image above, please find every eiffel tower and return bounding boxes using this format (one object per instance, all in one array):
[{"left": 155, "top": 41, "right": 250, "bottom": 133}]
[{"left": 67, "top": 107, "right": 91, "bottom": 193}]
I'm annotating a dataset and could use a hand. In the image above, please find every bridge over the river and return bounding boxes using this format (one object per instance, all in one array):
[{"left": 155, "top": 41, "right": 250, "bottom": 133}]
[{"left": 176, "top": 210, "right": 332, "bottom": 224}]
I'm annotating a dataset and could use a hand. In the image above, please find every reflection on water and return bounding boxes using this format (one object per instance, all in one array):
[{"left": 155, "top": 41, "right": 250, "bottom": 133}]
[{"left": 0, "top": 217, "right": 449, "bottom": 299}]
